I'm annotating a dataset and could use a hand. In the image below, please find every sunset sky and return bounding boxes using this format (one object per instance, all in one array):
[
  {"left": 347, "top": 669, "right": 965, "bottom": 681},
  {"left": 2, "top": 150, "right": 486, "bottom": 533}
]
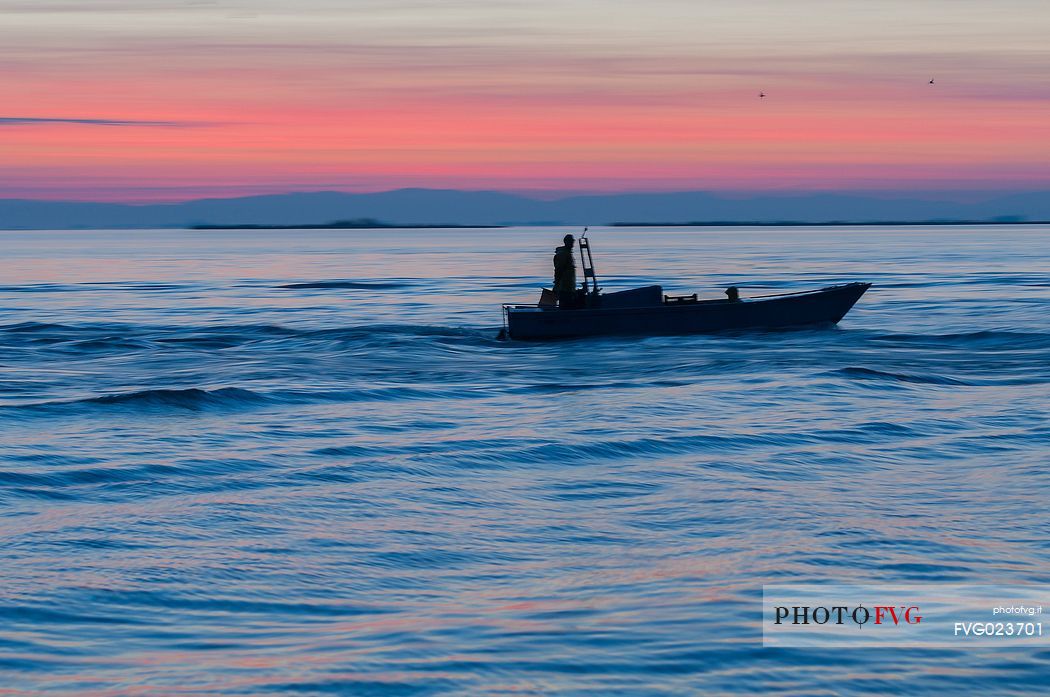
[{"left": 2, "top": 0, "right": 1049, "bottom": 201}]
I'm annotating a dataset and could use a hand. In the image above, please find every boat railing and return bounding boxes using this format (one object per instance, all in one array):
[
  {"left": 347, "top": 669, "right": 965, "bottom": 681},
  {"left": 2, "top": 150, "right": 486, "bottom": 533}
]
[
  {"left": 744, "top": 282, "right": 862, "bottom": 300},
  {"left": 502, "top": 303, "right": 545, "bottom": 310}
]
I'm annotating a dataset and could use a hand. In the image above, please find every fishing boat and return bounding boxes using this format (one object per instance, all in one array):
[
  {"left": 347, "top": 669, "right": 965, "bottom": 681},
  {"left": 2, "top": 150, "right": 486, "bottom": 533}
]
[{"left": 500, "top": 234, "right": 870, "bottom": 340}]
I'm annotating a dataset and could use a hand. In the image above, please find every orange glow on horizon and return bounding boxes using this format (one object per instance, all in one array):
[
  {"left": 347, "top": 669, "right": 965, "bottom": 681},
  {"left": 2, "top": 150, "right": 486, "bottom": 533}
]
[{"left": 2, "top": 2, "right": 1049, "bottom": 201}]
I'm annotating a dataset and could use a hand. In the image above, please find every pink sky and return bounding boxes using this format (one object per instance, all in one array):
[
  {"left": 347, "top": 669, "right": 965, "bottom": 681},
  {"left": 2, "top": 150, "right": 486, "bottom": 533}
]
[{"left": 2, "top": 1, "right": 1049, "bottom": 201}]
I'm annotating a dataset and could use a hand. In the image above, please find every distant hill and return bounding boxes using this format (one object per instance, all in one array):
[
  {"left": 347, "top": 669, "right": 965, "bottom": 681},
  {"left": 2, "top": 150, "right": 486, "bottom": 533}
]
[{"left": 2, "top": 188, "right": 1050, "bottom": 229}]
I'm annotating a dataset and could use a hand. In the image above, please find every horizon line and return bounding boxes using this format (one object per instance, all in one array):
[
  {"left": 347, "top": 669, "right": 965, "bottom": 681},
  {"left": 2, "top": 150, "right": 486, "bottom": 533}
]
[{"left": 4, "top": 186, "right": 1050, "bottom": 206}]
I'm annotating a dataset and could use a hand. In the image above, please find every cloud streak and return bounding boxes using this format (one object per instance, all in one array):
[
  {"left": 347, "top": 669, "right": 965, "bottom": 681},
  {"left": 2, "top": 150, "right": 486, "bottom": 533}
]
[{"left": 0, "top": 116, "right": 197, "bottom": 127}]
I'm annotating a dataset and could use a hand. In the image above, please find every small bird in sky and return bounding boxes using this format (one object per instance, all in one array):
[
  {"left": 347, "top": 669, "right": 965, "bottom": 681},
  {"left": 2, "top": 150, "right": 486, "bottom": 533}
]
[
  {"left": 759, "top": 92, "right": 766, "bottom": 98},
  {"left": 929, "top": 79, "right": 935, "bottom": 85}
]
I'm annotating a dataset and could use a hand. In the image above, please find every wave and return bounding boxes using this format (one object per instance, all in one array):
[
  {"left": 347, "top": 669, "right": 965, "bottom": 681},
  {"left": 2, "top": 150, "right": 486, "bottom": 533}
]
[
  {"left": 2, "top": 381, "right": 492, "bottom": 416},
  {"left": 278, "top": 280, "right": 413, "bottom": 290},
  {"left": 830, "top": 367, "right": 970, "bottom": 386},
  {"left": 0, "top": 320, "right": 492, "bottom": 339},
  {"left": 62, "top": 336, "right": 156, "bottom": 352},
  {"left": 867, "top": 329, "right": 1050, "bottom": 349},
  {"left": 0, "top": 321, "right": 72, "bottom": 333},
  {"left": 0, "top": 282, "right": 192, "bottom": 293},
  {"left": 0, "top": 457, "right": 278, "bottom": 496},
  {"left": 83, "top": 387, "right": 271, "bottom": 410},
  {"left": 0, "top": 321, "right": 500, "bottom": 354},
  {"left": 0, "top": 387, "right": 274, "bottom": 414},
  {"left": 1, "top": 279, "right": 424, "bottom": 294}
]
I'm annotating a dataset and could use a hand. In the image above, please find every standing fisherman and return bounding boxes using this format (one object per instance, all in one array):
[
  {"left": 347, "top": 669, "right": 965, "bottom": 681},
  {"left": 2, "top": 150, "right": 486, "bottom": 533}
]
[{"left": 553, "top": 233, "right": 577, "bottom": 309}]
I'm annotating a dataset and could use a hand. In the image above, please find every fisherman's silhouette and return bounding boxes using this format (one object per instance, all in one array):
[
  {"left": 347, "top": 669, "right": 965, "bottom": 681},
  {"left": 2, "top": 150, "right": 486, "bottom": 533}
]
[{"left": 552, "top": 233, "right": 577, "bottom": 309}]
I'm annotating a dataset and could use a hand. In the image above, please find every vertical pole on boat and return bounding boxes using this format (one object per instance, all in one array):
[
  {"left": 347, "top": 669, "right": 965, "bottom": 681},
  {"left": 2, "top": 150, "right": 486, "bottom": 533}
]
[{"left": 578, "top": 227, "right": 600, "bottom": 296}]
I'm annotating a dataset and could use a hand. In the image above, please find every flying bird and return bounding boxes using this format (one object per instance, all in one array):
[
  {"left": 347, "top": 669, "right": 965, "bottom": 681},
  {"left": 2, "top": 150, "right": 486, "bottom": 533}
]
[
  {"left": 759, "top": 92, "right": 766, "bottom": 98},
  {"left": 929, "top": 79, "right": 935, "bottom": 84}
]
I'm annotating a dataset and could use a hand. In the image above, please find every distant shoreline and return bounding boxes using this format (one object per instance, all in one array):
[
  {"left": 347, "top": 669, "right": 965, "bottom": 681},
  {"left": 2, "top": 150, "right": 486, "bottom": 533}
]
[
  {"left": 5, "top": 188, "right": 1050, "bottom": 229},
  {"left": 188, "top": 219, "right": 1050, "bottom": 231},
  {"left": 190, "top": 219, "right": 504, "bottom": 230},
  {"left": 0, "top": 220, "right": 1047, "bottom": 231},
  {"left": 6, "top": 186, "right": 1050, "bottom": 227}
]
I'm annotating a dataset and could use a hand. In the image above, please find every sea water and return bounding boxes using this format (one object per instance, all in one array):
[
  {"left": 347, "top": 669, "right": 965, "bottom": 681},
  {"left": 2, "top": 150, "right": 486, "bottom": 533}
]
[{"left": 1, "top": 226, "right": 1048, "bottom": 694}]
